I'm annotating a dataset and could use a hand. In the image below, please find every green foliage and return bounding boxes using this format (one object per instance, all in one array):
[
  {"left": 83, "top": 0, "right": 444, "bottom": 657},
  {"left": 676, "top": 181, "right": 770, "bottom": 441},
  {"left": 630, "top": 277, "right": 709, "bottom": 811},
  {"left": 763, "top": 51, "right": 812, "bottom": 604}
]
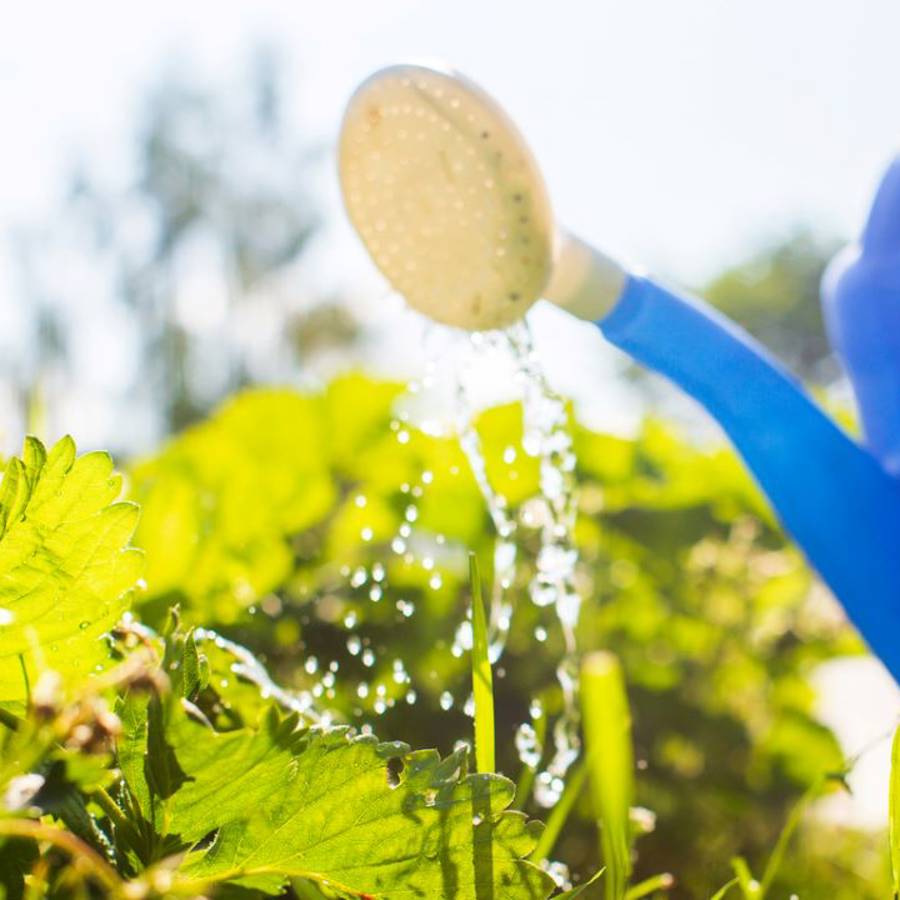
[
  {"left": 469, "top": 553, "right": 495, "bottom": 774},
  {"left": 119, "top": 693, "right": 552, "bottom": 897},
  {"left": 0, "top": 377, "right": 885, "bottom": 898},
  {"left": 0, "top": 435, "right": 562, "bottom": 898},
  {"left": 0, "top": 436, "right": 142, "bottom": 710},
  {"left": 128, "top": 377, "right": 862, "bottom": 895},
  {"left": 581, "top": 652, "right": 633, "bottom": 900},
  {"left": 703, "top": 228, "right": 839, "bottom": 380},
  {"left": 890, "top": 724, "right": 900, "bottom": 897},
  {"left": 130, "top": 388, "right": 336, "bottom": 623}
]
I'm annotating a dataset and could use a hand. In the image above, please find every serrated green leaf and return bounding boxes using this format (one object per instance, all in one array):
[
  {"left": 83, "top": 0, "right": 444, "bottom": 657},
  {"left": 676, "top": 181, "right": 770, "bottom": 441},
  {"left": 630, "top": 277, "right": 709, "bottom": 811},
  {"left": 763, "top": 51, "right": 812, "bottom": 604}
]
[
  {"left": 0, "top": 437, "right": 143, "bottom": 706},
  {"left": 139, "top": 703, "right": 554, "bottom": 898}
]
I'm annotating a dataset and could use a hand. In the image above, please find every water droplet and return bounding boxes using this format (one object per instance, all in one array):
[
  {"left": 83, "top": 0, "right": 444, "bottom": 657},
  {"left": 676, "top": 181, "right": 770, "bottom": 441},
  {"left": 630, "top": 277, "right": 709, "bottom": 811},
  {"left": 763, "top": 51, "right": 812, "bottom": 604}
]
[
  {"left": 347, "top": 635, "right": 362, "bottom": 656},
  {"left": 362, "top": 648, "right": 376, "bottom": 668},
  {"left": 78, "top": 620, "right": 89, "bottom": 630},
  {"left": 515, "top": 722, "right": 542, "bottom": 769},
  {"left": 304, "top": 657, "right": 319, "bottom": 675},
  {"left": 439, "top": 691, "right": 454, "bottom": 711}
]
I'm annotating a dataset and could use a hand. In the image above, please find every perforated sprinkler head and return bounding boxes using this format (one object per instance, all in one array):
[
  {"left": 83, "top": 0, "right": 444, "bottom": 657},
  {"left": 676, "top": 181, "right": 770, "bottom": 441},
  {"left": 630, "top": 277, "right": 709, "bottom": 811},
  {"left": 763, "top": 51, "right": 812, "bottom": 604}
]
[{"left": 339, "top": 64, "right": 557, "bottom": 331}]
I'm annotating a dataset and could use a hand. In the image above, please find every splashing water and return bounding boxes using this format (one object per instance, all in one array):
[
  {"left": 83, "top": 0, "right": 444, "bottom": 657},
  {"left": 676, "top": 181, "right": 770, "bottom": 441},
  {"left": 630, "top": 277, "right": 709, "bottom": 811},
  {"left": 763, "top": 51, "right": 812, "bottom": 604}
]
[
  {"left": 454, "top": 337, "right": 518, "bottom": 665},
  {"left": 194, "top": 627, "right": 325, "bottom": 725},
  {"left": 329, "top": 311, "right": 583, "bottom": 804},
  {"left": 454, "top": 320, "right": 583, "bottom": 808}
]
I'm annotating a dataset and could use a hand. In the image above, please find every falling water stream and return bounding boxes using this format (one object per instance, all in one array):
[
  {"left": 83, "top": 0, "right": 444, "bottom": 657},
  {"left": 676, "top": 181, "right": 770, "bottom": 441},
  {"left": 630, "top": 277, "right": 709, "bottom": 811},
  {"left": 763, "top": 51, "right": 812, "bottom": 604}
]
[
  {"left": 327, "top": 312, "right": 583, "bottom": 811},
  {"left": 453, "top": 320, "right": 583, "bottom": 808}
]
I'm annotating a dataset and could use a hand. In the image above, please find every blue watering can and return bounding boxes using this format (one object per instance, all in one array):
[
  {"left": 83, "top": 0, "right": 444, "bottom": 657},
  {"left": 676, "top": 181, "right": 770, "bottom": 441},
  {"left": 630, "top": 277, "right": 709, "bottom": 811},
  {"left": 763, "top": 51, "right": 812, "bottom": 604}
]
[
  {"left": 339, "top": 64, "right": 900, "bottom": 681},
  {"left": 597, "top": 160, "right": 900, "bottom": 682}
]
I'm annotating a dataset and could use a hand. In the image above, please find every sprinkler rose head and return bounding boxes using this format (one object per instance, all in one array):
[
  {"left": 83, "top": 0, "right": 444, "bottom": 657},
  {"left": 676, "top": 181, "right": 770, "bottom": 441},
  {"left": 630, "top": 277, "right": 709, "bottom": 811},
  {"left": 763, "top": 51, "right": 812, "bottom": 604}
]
[
  {"left": 339, "top": 63, "right": 625, "bottom": 330},
  {"left": 339, "top": 63, "right": 554, "bottom": 330}
]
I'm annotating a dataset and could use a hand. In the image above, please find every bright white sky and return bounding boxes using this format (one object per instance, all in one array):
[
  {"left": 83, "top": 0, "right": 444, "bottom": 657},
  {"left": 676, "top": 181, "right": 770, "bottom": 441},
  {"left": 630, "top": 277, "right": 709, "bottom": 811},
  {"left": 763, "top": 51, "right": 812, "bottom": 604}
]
[
  {"left": 2, "top": 0, "right": 900, "bottom": 283},
  {"left": 3, "top": 1, "right": 900, "bottom": 822}
]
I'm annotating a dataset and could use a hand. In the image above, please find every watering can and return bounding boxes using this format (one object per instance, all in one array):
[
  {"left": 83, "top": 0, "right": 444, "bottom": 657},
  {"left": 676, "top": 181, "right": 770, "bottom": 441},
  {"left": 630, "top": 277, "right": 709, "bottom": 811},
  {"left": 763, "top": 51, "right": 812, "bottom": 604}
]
[{"left": 339, "top": 64, "right": 900, "bottom": 682}]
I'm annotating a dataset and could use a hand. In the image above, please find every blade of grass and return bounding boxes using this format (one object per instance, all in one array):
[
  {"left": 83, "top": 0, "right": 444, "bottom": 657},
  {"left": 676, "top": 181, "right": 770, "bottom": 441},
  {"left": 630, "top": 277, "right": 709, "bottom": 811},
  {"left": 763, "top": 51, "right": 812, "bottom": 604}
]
[
  {"left": 757, "top": 778, "right": 822, "bottom": 897},
  {"left": 555, "top": 867, "right": 606, "bottom": 898},
  {"left": 469, "top": 552, "right": 494, "bottom": 774},
  {"left": 624, "top": 873, "right": 674, "bottom": 899},
  {"left": 581, "top": 651, "right": 634, "bottom": 900},
  {"left": 530, "top": 758, "right": 588, "bottom": 862},
  {"left": 730, "top": 856, "right": 760, "bottom": 898},
  {"left": 709, "top": 876, "right": 740, "bottom": 900},
  {"left": 890, "top": 725, "right": 900, "bottom": 898}
]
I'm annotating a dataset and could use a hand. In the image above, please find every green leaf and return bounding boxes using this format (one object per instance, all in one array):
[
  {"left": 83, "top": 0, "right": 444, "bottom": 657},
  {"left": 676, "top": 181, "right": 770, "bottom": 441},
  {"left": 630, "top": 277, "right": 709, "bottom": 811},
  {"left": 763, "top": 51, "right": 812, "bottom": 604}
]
[
  {"left": 729, "top": 857, "right": 759, "bottom": 898},
  {"left": 890, "top": 725, "right": 900, "bottom": 898},
  {"left": 0, "top": 436, "right": 142, "bottom": 705},
  {"left": 555, "top": 867, "right": 605, "bottom": 898},
  {"left": 581, "top": 652, "right": 634, "bottom": 900},
  {"left": 624, "top": 873, "right": 675, "bottom": 899},
  {"left": 469, "top": 552, "right": 494, "bottom": 774},
  {"left": 146, "top": 703, "right": 554, "bottom": 897},
  {"left": 709, "top": 877, "right": 740, "bottom": 900},
  {"left": 130, "top": 389, "right": 335, "bottom": 622}
]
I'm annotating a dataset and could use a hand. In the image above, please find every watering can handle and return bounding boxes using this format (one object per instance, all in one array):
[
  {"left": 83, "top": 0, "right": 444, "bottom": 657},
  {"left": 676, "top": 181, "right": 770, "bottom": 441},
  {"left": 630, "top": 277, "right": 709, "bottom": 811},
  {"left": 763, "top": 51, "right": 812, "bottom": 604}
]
[{"left": 597, "top": 274, "right": 900, "bottom": 682}]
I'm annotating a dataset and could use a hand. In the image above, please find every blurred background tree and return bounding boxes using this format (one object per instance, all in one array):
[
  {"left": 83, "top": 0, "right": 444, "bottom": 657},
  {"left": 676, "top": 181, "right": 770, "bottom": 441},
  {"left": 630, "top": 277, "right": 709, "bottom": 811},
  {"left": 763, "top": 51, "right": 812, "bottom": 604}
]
[
  {"left": 4, "top": 49, "right": 361, "bottom": 453},
  {"left": 703, "top": 228, "right": 841, "bottom": 383}
]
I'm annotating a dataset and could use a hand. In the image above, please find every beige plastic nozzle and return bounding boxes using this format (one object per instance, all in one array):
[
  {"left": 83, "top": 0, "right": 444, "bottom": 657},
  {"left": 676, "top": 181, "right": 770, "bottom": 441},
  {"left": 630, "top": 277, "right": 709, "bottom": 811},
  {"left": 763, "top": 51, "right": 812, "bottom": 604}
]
[{"left": 339, "top": 63, "right": 625, "bottom": 331}]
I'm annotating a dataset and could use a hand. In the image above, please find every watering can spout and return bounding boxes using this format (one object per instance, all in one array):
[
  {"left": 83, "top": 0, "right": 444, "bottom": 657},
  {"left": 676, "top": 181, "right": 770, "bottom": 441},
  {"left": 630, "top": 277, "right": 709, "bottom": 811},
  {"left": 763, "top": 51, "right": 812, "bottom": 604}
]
[{"left": 578, "top": 160, "right": 900, "bottom": 683}]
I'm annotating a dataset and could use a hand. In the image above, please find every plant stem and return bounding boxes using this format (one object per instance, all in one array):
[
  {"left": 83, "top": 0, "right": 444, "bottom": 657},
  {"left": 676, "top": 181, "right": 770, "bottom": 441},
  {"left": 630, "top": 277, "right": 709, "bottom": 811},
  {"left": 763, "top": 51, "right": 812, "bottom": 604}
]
[
  {"left": 469, "top": 553, "right": 495, "bottom": 774},
  {"left": 90, "top": 784, "right": 130, "bottom": 833},
  {"left": 0, "top": 818, "right": 124, "bottom": 895},
  {"left": 0, "top": 706, "right": 21, "bottom": 731}
]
